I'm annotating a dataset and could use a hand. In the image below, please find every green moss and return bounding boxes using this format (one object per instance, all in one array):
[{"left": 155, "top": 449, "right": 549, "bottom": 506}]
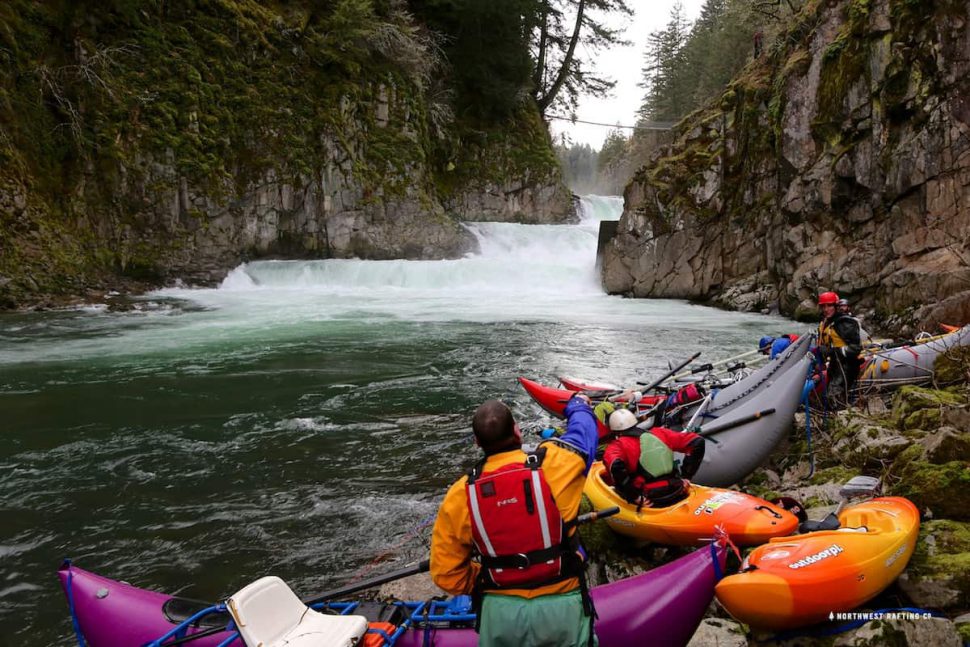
[
  {"left": 890, "top": 386, "right": 966, "bottom": 430},
  {"left": 958, "top": 621, "right": 970, "bottom": 644},
  {"left": 809, "top": 465, "right": 857, "bottom": 486},
  {"left": 933, "top": 347, "right": 970, "bottom": 384},
  {"left": 907, "top": 519, "right": 970, "bottom": 608},
  {"left": 0, "top": 0, "right": 565, "bottom": 303},
  {"left": 890, "top": 459, "right": 970, "bottom": 519},
  {"left": 576, "top": 495, "right": 623, "bottom": 556}
]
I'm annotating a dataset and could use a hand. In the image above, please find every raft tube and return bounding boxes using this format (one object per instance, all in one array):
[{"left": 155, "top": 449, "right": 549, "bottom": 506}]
[
  {"left": 857, "top": 324, "right": 970, "bottom": 391},
  {"left": 59, "top": 541, "right": 726, "bottom": 647}
]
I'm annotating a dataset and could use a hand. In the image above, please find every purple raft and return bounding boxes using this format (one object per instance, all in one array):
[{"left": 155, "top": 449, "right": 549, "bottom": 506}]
[{"left": 59, "top": 542, "right": 725, "bottom": 647}]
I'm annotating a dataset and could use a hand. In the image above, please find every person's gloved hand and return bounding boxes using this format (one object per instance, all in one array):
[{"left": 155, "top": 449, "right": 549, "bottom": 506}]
[
  {"left": 623, "top": 475, "right": 648, "bottom": 503},
  {"left": 609, "top": 460, "right": 631, "bottom": 488},
  {"left": 540, "top": 427, "right": 558, "bottom": 439}
]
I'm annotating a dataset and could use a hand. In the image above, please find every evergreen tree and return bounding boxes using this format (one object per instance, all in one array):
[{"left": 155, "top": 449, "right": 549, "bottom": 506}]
[
  {"left": 639, "top": 2, "right": 690, "bottom": 122},
  {"left": 531, "top": 0, "right": 633, "bottom": 116},
  {"left": 597, "top": 128, "right": 627, "bottom": 174}
]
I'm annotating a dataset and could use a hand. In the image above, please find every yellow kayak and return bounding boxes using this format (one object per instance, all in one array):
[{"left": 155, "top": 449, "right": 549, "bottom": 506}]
[
  {"left": 715, "top": 497, "right": 920, "bottom": 630},
  {"left": 583, "top": 462, "right": 799, "bottom": 546}
]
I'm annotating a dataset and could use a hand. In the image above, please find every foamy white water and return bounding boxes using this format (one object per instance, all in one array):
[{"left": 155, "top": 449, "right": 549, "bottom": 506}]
[{"left": 0, "top": 196, "right": 794, "bottom": 366}]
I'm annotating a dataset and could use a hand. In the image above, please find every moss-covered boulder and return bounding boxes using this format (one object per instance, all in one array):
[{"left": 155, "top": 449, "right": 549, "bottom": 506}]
[
  {"left": 890, "top": 386, "right": 966, "bottom": 431},
  {"left": 831, "top": 420, "right": 911, "bottom": 469},
  {"left": 956, "top": 614, "right": 970, "bottom": 644},
  {"left": 761, "top": 617, "right": 962, "bottom": 646},
  {"left": 830, "top": 618, "right": 962, "bottom": 646},
  {"left": 890, "top": 459, "right": 970, "bottom": 520},
  {"left": 934, "top": 347, "right": 970, "bottom": 385},
  {"left": 577, "top": 495, "right": 622, "bottom": 557},
  {"left": 899, "top": 519, "right": 970, "bottom": 610},
  {"left": 919, "top": 426, "right": 970, "bottom": 464}
]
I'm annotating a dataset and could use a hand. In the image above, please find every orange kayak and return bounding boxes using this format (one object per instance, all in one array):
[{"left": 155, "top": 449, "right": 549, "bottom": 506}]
[
  {"left": 583, "top": 462, "right": 799, "bottom": 546},
  {"left": 715, "top": 497, "right": 919, "bottom": 630}
]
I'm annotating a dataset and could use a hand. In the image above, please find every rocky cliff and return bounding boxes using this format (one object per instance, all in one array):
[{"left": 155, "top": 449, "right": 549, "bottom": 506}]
[
  {"left": 603, "top": 0, "right": 970, "bottom": 332},
  {"left": 0, "top": 2, "right": 573, "bottom": 308}
]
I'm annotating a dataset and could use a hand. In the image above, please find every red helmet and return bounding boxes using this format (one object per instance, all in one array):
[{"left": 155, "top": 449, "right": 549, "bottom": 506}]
[{"left": 818, "top": 291, "right": 839, "bottom": 305}]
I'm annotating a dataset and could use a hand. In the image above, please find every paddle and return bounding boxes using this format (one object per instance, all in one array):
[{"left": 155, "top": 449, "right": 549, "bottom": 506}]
[
  {"left": 637, "top": 351, "right": 702, "bottom": 391},
  {"left": 569, "top": 506, "right": 620, "bottom": 527},
  {"left": 696, "top": 408, "right": 776, "bottom": 438},
  {"left": 303, "top": 559, "right": 430, "bottom": 605},
  {"left": 668, "top": 348, "right": 762, "bottom": 382}
]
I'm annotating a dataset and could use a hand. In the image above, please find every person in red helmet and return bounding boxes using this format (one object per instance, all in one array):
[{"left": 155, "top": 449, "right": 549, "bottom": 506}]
[{"left": 817, "top": 291, "right": 862, "bottom": 408}]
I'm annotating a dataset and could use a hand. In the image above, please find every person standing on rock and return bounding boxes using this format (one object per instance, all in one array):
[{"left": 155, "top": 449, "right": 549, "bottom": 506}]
[
  {"left": 817, "top": 291, "right": 863, "bottom": 408},
  {"left": 430, "top": 395, "right": 599, "bottom": 646},
  {"left": 837, "top": 297, "right": 874, "bottom": 347}
]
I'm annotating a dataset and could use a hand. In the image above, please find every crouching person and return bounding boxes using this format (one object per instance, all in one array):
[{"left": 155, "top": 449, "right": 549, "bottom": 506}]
[{"left": 602, "top": 409, "right": 705, "bottom": 507}]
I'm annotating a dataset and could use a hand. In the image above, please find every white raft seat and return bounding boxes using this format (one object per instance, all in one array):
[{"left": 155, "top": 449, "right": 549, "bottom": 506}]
[{"left": 227, "top": 576, "right": 368, "bottom": 647}]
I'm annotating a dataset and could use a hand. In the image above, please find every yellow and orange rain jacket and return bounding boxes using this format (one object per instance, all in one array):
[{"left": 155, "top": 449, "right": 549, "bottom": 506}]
[{"left": 430, "top": 398, "right": 598, "bottom": 598}]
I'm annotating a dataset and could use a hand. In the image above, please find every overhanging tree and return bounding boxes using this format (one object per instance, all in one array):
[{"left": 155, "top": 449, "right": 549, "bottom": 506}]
[{"left": 531, "top": 0, "right": 632, "bottom": 117}]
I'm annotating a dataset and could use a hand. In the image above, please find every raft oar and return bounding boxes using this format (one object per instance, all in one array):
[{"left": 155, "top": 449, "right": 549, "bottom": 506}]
[
  {"left": 697, "top": 408, "right": 776, "bottom": 439},
  {"left": 668, "top": 348, "right": 762, "bottom": 382},
  {"left": 569, "top": 506, "right": 620, "bottom": 527},
  {"left": 637, "top": 351, "right": 702, "bottom": 391},
  {"left": 303, "top": 558, "right": 431, "bottom": 605}
]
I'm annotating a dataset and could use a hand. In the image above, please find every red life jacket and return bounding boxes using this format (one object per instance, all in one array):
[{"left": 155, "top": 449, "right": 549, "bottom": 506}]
[{"left": 466, "top": 447, "right": 576, "bottom": 589}]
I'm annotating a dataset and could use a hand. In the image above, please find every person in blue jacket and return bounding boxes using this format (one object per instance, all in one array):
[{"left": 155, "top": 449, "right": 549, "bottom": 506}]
[{"left": 758, "top": 334, "right": 799, "bottom": 360}]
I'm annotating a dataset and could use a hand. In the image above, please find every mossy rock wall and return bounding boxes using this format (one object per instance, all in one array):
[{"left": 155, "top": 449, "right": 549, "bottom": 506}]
[
  {"left": 603, "top": 0, "right": 970, "bottom": 332},
  {"left": 0, "top": 1, "right": 572, "bottom": 307}
]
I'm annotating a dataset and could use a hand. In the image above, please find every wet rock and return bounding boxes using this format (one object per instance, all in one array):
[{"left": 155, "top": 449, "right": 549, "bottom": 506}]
[
  {"left": 601, "top": 0, "right": 970, "bottom": 332},
  {"left": 831, "top": 422, "right": 910, "bottom": 469},
  {"left": 686, "top": 617, "right": 746, "bottom": 646},
  {"left": 919, "top": 426, "right": 970, "bottom": 463},
  {"left": 899, "top": 519, "right": 970, "bottom": 610},
  {"left": 377, "top": 572, "right": 446, "bottom": 600},
  {"left": 942, "top": 405, "right": 970, "bottom": 432},
  {"left": 955, "top": 613, "right": 970, "bottom": 644},
  {"left": 829, "top": 617, "right": 962, "bottom": 646}
]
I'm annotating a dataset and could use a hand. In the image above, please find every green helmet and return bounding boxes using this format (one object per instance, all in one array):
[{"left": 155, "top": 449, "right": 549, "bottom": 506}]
[{"left": 639, "top": 432, "right": 674, "bottom": 478}]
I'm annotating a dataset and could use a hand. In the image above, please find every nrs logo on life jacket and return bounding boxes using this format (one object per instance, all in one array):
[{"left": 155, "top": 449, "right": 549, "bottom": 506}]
[{"left": 466, "top": 448, "right": 576, "bottom": 589}]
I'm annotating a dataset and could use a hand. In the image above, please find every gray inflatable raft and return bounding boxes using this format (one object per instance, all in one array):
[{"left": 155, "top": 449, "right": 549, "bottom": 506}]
[
  {"left": 679, "top": 333, "right": 815, "bottom": 488},
  {"left": 856, "top": 325, "right": 970, "bottom": 392}
]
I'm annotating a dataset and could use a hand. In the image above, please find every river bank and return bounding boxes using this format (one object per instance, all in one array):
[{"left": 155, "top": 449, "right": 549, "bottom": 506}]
[{"left": 382, "top": 352, "right": 970, "bottom": 645}]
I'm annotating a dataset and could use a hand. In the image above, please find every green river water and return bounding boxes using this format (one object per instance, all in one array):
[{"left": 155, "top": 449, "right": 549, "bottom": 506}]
[{"left": 0, "top": 196, "right": 797, "bottom": 644}]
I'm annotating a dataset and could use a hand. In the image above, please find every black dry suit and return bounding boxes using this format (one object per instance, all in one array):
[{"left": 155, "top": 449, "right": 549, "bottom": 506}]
[{"left": 819, "top": 313, "right": 863, "bottom": 406}]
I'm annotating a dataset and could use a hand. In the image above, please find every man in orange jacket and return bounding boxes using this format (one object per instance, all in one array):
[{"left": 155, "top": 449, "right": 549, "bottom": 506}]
[{"left": 430, "top": 394, "right": 599, "bottom": 646}]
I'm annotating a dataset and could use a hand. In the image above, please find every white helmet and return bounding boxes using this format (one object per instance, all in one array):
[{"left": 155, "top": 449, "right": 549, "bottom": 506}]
[{"left": 609, "top": 409, "right": 639, "bottom": 432}]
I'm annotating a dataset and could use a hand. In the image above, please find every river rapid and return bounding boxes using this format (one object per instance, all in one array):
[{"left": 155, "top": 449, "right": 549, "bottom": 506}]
[{"left": 0, "top": 195, "right": 795, "bottom": 644}]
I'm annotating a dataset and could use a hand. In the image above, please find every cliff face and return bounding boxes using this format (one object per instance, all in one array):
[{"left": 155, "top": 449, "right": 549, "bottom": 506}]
[
  {"left": 0, "top": 2, "right": 572, "bottom": 307},
  {"left": 603, "top": 0, "right": 970, "bottom": 331}
]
